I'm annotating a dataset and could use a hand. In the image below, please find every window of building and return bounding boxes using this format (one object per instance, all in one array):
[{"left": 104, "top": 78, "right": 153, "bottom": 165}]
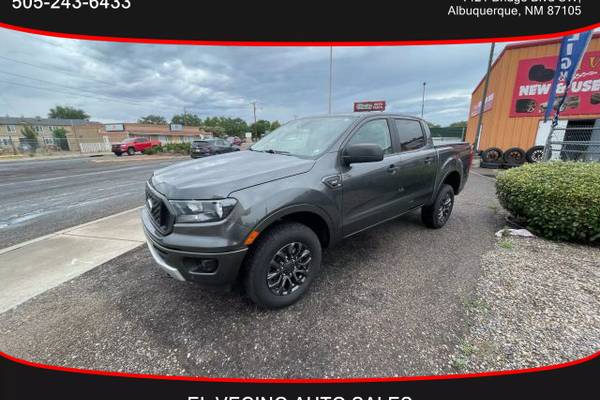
[
  {"left": 394, "top": 119, "right": 426, "bottom": 151},
  {"left": 34, "top": 125, "right": 44, "bottom": 133},
  {"left": 347, "top": 119, "right": 392, "bottom": 154},
  {"left": 43, "top": 137, "right": 55, "bottom": 145},
  {"left": 7, "top": 125, "right": 16, "bottom": 133}
]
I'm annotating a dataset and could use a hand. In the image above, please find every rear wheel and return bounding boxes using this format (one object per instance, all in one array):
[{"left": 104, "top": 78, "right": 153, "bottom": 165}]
[
  {"left": 127, "top": 147, "right": 135, "bottom": 155},
  {"left": 243, "top": 222, "right": 322, "bottom": 309},
  {"left": 422, "top": 184, "right": 455, "bottom": 229}
]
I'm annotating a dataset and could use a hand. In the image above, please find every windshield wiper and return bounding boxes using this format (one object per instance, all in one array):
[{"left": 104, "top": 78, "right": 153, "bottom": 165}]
[{"left": 264, "top": 149, "right": 291, "bottom": 155}]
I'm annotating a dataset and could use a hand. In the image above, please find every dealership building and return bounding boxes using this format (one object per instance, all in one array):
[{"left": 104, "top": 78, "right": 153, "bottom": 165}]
[{"left": 464, "top": 33, "right": 600, "bottom": 153}]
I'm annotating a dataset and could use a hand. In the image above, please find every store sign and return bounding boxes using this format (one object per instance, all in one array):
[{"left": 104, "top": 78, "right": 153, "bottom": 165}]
[
  {"left": 470, "top": 93, "right": 494, "bottom": 117},
  {"left": 354, "top": 101, "right": 386, "bottom": 112},
  {"left": 170, "top": 123, "right": 183, "bottom": 131},
  {"left": 104, "top": 123, "right": 125, "bottom": 132},
  {"left": 510, "top": 50, "right": 600, "bottom": 118}
]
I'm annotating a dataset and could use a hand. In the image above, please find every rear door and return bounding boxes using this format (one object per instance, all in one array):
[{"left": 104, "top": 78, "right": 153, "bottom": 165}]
[
  {"left": 390, "top": 119, "right": 437, "bottom": 210},
  {"left": 341, "top": 118, "right": 406, "bottom": 236},
  {"left": 135, "top": 137, "right": 150, "bottom": 151}
]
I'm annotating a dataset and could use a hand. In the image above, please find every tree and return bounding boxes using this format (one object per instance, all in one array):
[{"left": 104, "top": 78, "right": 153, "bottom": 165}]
[
  {"left": 270, "top": 120, "right": 281, "bottom": 131},
  {"left": 48, "top": 106, "right": 89, "bottom": 120},
  {"left": 138, "top": 115, "right": 167, "bottom": 125},
  {"left": 426, "top": 121, "right": 441, "bottom": 129},
  {"left": 171, "top": 113, "right": 203, "bottom": 126},
  {"left": 448, "top": 121, "right": 467, "bottom": 128},
  {"left": 21, "top": 125, "right": 39, "bottom": 152},
  {"left": 249, "top": 120, "right": 272, "bottom": 137},
  {"left": 52, "top": 127, "right": 69, "bottom": 150},
  {"left": 202, "top": 117, "right": 249, "bottom": 137}
]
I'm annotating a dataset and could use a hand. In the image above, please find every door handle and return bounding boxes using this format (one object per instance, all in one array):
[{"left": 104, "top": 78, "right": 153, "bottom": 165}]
[
  {"left": 387, "top": 164, "right": 398, "bottom": 174},
  {"left": 424, "top": 157, "right": 434, "bottom": 164}
]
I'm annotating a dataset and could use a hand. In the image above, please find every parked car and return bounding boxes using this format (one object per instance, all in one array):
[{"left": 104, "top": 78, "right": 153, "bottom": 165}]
[
  {"left": 112, "top": 137, "right": 161, "bottom": 156},
  {"left": 143, "top": 114, "right": 473, "bottom": 308},
  {"left": 190, "top": 138, "right": 240, "bottom": 158},
  {"left": 226, "top": 136, "right": 242, "bottom": 146}
]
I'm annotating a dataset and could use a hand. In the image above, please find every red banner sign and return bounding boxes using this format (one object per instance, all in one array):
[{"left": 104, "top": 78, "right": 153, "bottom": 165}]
[
  {"left": 354, "top": 101, "right": 386, "bottom": 112},
  {"left": 510, "top": 51, "right": 600, "bottom": 117}
]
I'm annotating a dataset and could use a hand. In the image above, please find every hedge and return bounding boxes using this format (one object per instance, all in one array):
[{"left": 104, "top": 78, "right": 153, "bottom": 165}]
[
  {"left": 143, "top": 143, "right": 190, "bottom": 155},
  {"left": 496, "top": 161, "right": 600, "bottom": 242}
]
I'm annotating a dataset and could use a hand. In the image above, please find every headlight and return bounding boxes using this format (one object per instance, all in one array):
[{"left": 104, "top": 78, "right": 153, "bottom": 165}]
[{"left": 170, "top": 199, "right": 237, "bottom": 223}]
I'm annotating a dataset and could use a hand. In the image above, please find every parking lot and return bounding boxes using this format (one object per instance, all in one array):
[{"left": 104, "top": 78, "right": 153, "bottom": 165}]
[{"left": 0, "top": 171, "right": 503, "bottom": 378}]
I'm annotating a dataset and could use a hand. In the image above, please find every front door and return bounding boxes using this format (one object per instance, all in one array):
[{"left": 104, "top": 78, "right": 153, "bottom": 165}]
[{"left": 341, "top": 118, "right": 404, "bottom": 236}]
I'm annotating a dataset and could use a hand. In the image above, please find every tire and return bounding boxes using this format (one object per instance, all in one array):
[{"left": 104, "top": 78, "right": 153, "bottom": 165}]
[
  {"left": 422, "top": 184, "right": 455, "bottom": 229},
  {"left": 503, "top": 147, "right": 526, "bottom": 165},
  {"left": 481, "top": 147, "right": 503, "bottom": 163},
  {"left": 114, "top": 152, "right": 122, "bottom": 157},
  {"left": 127, "top": 147, "right": 135, "bottom": 156},
  {"left": 525, "top": 145, "right": 545, "bottom": 163},
  {"left": 243, "top": 222, "right": 322, "bottom": 309},
  {"left": 515, "top": 99, "right": 537, "bottom": 113}
]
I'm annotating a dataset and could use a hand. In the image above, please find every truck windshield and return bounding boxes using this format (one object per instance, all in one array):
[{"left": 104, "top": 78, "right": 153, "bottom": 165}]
[{"left": 250, "top": 116, "right": 358, "bottom": 158}]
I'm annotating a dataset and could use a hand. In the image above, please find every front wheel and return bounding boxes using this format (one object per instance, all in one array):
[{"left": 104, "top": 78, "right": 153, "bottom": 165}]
[
  {"left": 127, "top": 147, "right": 135, "bottom": 156},
  {"left": 243, "top": 222, "right": 322, "bottom": 309},
  {"left": 422, "top": 184, "right": 455, "bottom": 229}
]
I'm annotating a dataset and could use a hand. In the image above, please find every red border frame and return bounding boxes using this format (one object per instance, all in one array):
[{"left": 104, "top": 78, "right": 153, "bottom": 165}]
[
  {"left": 1, "top": 351, "right": 598, "bottom": 383},
  {"left": 0, "top": 21, "right": 599, "bottom": 46},
  {"left": 1, "top": 17, "right": 599, "bottom": 385}
]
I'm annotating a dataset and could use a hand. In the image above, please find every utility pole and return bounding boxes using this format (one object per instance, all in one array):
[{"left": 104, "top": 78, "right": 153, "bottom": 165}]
[
  {"left": 474, "top": 42, "right": 495, "bottom": 152},
  {"left": 420, "top": 82, "right": 426, "bottom": 118},
  {"left": 183, "top": 107, "right": 187, "bottom": 126},
  {"left": 251, "top": 101, "right": 257, "bottom": 138},
  {"left": 328, "top": 46, "right": 333, "bottom": 114}
]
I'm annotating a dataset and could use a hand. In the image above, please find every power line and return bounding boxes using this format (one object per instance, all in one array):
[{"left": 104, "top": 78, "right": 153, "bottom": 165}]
[
  {"left": 0, "top": 54, "right": 116, "bottom": 87},
  {"left": 0, "top": 69, "right": 153, "bottom": 108},
  {"left": 0, "top": 79, "right": 180, "bottom": 113}
]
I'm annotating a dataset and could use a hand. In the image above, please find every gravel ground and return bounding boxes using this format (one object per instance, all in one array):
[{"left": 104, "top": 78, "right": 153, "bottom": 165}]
[{"left": 450, "top": 235, "right": 600, "bottom": 372}]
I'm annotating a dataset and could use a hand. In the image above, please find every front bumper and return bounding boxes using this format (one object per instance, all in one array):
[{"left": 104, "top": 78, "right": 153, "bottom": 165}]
[{"left": 144, "top": 229, "right": 248, "bottom": 285}]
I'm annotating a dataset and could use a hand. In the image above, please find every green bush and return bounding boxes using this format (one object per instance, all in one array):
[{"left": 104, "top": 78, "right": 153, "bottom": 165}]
[
  {"left": 496, "top": 161, "right": 600, "bottom": 242},
  {"left": 143, "top": 143, "right": 190, "bottom": 155}
]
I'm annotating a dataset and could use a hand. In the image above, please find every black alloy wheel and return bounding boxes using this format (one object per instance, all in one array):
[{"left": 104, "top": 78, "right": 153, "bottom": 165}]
[
  {"left": 127, "top": 147, "right": 135, "bottom": 155},
  {"left": 437, "top": 191, "right": 454, "bottom": 226},
  {"left": 266, "top": 242, "right": 312, "bottom": 296}
]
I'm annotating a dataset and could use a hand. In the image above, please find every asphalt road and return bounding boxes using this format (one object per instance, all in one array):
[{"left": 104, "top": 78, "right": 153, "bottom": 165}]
[
  {"left": 0, "top": 156, "right": 182, "bottom": 248},
  {"left": 0, "top": 172, "right": 503, "bottom": 378}
]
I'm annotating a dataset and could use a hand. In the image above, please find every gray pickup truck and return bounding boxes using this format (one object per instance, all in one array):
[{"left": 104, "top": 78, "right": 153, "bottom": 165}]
[{"left": 143, "top": 114, "right": 473, "bottom": 308}]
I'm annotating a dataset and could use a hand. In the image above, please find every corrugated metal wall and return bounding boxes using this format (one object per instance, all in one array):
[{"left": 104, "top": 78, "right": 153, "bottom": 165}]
[{"left": 465, "top": 37, "right": 600, "bottom": 152}]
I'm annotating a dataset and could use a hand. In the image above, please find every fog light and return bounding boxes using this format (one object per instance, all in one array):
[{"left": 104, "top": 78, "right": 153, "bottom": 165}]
[{"left": 184, "top": 258, "right": 218, "bottom": 274}]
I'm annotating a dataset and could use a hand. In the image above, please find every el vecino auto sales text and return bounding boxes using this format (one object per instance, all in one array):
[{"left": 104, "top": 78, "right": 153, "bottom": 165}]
[
  {"left": 448, "top": 0, "right": 583, "bottom": 18},
  {"left": 187, "top": 396, "right": 412, "bottom": 400}
]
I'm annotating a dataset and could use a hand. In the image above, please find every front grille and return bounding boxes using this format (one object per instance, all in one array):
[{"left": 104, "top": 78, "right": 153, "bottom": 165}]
[{"left": 146, "top": 185, "right": 173, "bottom": 234}]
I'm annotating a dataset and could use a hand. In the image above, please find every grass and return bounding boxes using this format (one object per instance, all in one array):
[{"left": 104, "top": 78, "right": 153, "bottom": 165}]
[{"left": 498, "top": 239, "right": 513, "bottom": 250}]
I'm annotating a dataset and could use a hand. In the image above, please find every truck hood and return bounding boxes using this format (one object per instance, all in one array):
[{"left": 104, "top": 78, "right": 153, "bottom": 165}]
[{"left": 151, "top": 150, "right": 315, "bottom": 199}]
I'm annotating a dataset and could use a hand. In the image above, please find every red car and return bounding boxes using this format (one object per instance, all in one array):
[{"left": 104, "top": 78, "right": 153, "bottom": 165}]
[{"left": 112, "top": 137, "right": 161, "bottom": 156}]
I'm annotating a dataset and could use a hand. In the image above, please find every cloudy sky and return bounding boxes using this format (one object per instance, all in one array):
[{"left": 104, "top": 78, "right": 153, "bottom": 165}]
[{"left": 0, "top": 28, "right": 505, "bottom": 126}]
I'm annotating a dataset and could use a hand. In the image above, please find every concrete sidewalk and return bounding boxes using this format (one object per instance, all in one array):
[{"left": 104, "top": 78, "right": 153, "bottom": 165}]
[{"left": 0, "top": 208, "right": 145, "bottom": 313}]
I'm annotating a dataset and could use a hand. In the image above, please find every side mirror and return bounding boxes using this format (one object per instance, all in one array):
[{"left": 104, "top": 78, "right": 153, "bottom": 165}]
[{"left": 343, "top": 143, "right": 384, "bottom": 165}]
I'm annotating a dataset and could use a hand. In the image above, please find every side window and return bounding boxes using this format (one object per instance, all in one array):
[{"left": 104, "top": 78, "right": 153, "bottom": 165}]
[
  {"left": 394, "top": 119, "right": 426, "bottom": 151},
  {"left": 347, "top": 119, "right": 392, "bottom": 155}
]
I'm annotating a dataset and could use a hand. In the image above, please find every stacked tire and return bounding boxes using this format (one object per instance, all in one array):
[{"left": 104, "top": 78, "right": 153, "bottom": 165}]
[{"left": 479, "top": 145, "right": 545, "bottom": 169}]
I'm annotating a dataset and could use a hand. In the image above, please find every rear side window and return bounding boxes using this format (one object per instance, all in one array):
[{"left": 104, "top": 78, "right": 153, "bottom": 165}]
[
  {"left": 347, "top": 119, "right": 392, "bottom": 154},
  {"left": 394, "top": 119, "right": 426, "bottom": 151}
]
